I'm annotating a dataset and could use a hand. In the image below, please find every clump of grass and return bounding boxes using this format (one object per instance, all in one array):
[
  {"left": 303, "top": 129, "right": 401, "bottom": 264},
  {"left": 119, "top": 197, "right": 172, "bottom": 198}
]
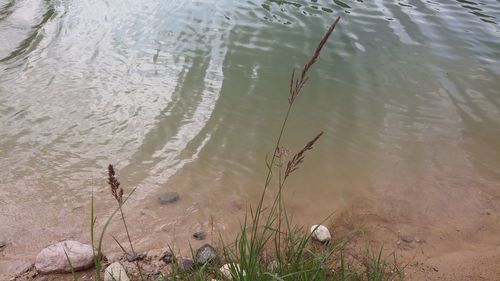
[
  {"left": 90, "top": 186, "right": 120, "bottom": 281},
  {"left": 106, "top": 164, "right": 145, "bottom": 281},
  {"left": 87, "top": 166, "right": 143, "bottom": 281}
]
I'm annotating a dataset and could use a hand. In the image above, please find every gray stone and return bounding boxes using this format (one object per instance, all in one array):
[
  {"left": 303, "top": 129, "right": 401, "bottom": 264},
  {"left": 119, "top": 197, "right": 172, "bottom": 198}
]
[
  {"left": 193, "top": 231, "right": 207, "bottom": 240},
  {"left": 160, "top": 250, "right": 174, "bottom": 264},
  {"left": 179, "top": 258, "right": 194, "bottom": 271},
  {"left": 35, "top": 240, "right": 94, "bottom": 274},
  {"left": 400, "top": 235, "right": 414, "bottom": 243},
  {"left": 123, "top": 252, "right": 145, "bottom": 262},
  {"left": 104, "top": 262, "right": 129, "bottom": 281},
  {"left": 195, "top": 244, "right": 217, "bottom": 265},
  {"left": 158, "top": 192, "right": 180, "bottom": 205}
]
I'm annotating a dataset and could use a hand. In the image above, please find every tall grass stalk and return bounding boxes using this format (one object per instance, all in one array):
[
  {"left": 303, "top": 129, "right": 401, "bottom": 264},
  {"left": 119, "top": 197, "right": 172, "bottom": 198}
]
[
  {"left": 219, "top": 15, "right": 402, "bottom": 280},
  {"left": 89, "top": 175, "right": 139, "bottom": 281},
  {"left": 220, "top": 16, "right": 342, "bottom": 281},
  {"left": 107, "top": 164, "right": 145, "bottom": 281}
]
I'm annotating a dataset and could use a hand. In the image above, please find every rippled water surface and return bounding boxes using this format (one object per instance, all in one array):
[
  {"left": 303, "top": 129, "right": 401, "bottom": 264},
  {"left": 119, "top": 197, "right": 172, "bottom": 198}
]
[{"left": 1, "top": 0, "right": 499, "bottom": 275}]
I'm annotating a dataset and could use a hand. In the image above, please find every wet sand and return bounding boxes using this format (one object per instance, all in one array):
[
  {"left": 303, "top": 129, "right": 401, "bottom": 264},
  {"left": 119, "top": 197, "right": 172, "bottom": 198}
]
[{"left": 3, "top": 170, "right": 500, "bottom": 281}]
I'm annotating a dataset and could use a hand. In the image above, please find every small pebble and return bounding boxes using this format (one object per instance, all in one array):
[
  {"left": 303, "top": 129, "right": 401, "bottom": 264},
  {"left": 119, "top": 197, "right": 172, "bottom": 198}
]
[
  {"left": 160, "top": 250, "right": 174, "bottom": 264},
  {"left": 180, "top": 258, "right": 195, "bottom": 271},
  {"left": 193, "top": 231, "right": 207, "bottom": 240},
  {"left": 400, "top": 235, "right": 414, "bottom": 243},
  {"left": 158, "top": 192, "right": 180, "bottom": 205},
  {"left": 104, "top": 262, "right": 130, "bottom": 281},
  {"left": 124, "top": 252, "right": 144, "bottom": 262},
  {"left": 310, "top": 224, "right": 331, "bottom": 243},
  {"left": 220, "top": 263, "right": 245, "bottom": 280},
  {"left": 195, "top": 244, "right": 217, "bottom": 265}
]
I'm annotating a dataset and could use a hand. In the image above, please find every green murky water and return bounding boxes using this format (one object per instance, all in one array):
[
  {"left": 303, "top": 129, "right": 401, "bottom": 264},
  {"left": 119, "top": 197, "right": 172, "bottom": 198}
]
[{"left": 0, "top": 0, "right": 499, "bottom": 274}]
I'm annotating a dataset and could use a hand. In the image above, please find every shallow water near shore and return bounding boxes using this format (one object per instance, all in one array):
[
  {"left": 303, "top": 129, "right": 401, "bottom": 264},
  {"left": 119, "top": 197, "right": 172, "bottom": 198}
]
[{"left": 1, "top": 0, "right": 500, "bottom": 278}]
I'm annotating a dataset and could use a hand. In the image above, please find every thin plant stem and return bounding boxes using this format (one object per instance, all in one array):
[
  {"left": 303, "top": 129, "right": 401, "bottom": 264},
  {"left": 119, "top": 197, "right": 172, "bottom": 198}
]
[
  {"left": 253, "top": 16, "right": 340, "bottom": 237},
  {"left": 118, "top": 201, "right": 145, "bottom": 281},
  {"left": 90, "top": 189, "right": 102, "bottom": 281}
]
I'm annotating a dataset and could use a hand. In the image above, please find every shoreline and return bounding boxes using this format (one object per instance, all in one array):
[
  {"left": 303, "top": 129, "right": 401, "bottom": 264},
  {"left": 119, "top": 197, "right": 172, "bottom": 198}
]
[{"left": 4, "top": 190, "right": 500, "bottom": 281}]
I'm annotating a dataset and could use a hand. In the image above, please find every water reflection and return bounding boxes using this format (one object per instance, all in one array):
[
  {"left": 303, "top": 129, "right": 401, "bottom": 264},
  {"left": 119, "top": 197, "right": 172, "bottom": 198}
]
[
  {"left": 457, "top": 0, "right": 498, "bottom": 24},
  {"left": 0, "top": 0, "right": 17, "bottom": 21},
  {"left": 0, "top": 0, "right": 500, "bottom": 277},
  {"left": 0, "top": 6, "right": 54, "bottom": 62}
]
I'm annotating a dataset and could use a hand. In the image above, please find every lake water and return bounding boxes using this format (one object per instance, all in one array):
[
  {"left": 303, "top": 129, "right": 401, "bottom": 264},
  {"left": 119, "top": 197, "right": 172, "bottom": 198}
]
[{"left": 1, "top": 0, "right": 499, "bottom": 276}]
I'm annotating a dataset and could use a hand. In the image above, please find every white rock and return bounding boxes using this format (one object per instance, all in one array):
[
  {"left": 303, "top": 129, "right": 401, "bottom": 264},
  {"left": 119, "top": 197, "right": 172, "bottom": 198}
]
[
  {"left": 35, "top": 240, "right": 94, "bottom": 274},
  {"left": 220, "top": 263, "right": 245, "bottom": 280},
  {"left": 310, "top": 225, "right": 331, "bottom": 242},
  {"left": 104, "top": 262, "right": 130, "bottom": 281}
]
